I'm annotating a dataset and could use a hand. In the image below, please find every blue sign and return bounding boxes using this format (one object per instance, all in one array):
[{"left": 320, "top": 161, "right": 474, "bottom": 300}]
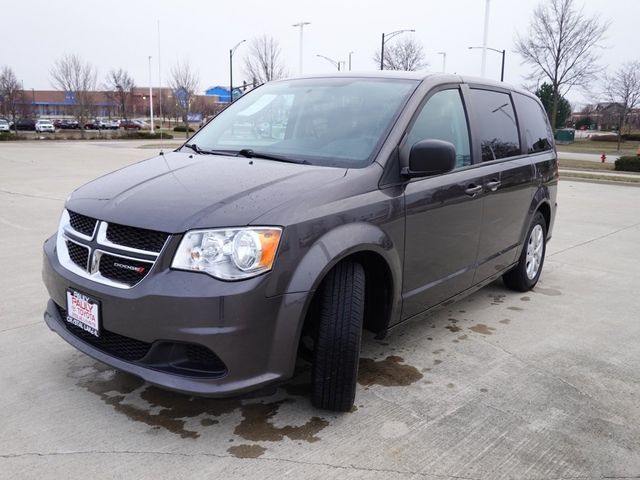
[
  {"left": 64, "top": 91, "right": 76, "bottom": 104},
  {"left": 175, "top": 88, "right": 189, "bottom": 108}
]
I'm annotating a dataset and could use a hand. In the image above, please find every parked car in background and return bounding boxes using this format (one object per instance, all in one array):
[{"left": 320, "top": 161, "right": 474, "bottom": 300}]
[
  {"left": 59, "top": 119, "right": 80, "bottom": 130},
  {"left": 133, "top": 120, "right": 150, "bottom": 130},
  {"left": 35, "top": 119, "right": 55, "bottom": 133},
  {"left": 84, "top": 119, "right": 108, "bottom": 130},
  {"left": 13, "top": 119, "right": 36, "bottom": 131},
  {"left": 42, "top": 73, "right": 558, "bottom": 412},
  {"left": 0, "top": 119, "right": 10, "bottom": 133},
  {"left": 119, "top": 120, "right": 141, "bottom": 130}
]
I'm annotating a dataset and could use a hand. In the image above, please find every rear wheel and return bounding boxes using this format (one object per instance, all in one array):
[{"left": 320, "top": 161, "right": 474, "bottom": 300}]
[
  {"left": 311, "top": 261, "right": 365, "bottom": 412},
  {"left": 503, "top": 211, "right": 547, "bottom": 291}
]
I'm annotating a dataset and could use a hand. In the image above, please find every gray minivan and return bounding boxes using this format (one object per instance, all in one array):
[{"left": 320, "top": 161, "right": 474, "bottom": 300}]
[{"left": 42, "top": 72, "right": 557, "bottom": 411}]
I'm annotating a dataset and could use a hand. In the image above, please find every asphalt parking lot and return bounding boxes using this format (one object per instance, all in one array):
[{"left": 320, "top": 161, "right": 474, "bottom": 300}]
[{"left": 1, "top": 140, "right": 639, "bottom": 479}]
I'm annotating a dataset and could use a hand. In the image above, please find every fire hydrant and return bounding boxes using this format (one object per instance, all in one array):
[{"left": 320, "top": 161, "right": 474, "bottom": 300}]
[{"left": 601, "top": 153, "right": 606, "bottom": 163}]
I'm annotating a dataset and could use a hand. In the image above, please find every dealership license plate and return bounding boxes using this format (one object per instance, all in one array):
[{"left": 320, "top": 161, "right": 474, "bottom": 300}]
[{"left": 66, "top": 289, "right": 100, "bottom": 337}]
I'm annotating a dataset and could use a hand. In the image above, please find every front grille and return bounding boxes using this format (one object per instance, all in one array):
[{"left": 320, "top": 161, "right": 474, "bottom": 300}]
[
  {"left": 67, "top": 241, "right": 89, "bottom": 270},
  {"left": 106, "top": 223, "right": 169, "bottom": 253},
  {"left": 98, "top": 253, "right": 152, "bottom": 286},
  {"left": 56, "top": 305, "right": 151, "bottom": 361},
  {"left": 68, "top": 211, "right": 97, "bottom": 237}
]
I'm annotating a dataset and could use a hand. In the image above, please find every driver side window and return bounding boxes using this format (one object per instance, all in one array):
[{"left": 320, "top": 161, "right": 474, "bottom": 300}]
[{"left": 404, "top": 89, "right": 471, "bottom": 168}]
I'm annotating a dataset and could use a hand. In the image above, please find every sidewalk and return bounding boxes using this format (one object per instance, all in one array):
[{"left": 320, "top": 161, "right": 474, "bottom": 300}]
[{"left": 560, "top": 167, "right": 640, "bottom": 184}]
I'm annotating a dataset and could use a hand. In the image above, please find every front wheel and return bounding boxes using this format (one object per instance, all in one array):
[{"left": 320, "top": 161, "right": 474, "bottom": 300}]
[
  {"left": 503, "top": 211, "right": 547, "bottom": 291},
  {"left": 311, "top": 261, "right": 365, "bottom": 412}
]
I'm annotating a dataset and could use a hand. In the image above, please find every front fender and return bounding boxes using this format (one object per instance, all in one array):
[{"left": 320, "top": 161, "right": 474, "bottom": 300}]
[{"left": 285, "top": 221, "right": 403, "bottom": 323}]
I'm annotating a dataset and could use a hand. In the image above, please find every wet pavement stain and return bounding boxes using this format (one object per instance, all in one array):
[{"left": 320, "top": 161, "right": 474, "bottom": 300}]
[
  {"left": 433, "top": 359, "right": 443, "bottom": 365},
  {"left": 499, "top": 319, "right": 511, "bottom": 324},
  {"left": 480, "top": 388, "right": 488, "bottom": 392},
  {"left": 490, "top": 294, "right": 506, "bottom": 305},
  {"left": 227, "top": 444, "right": 266, "bottom": 459},
  {"left": 358, "top": 356, "right": 423, "bottom": 387},
  {"left": 234, "top": 401, "right": 329, "bottom": 443},
  {"left": 457, "top": 335, "right": 468, "bottom": 341},
  {"left": 445, "top": 325, "right": 462, "bottom": 333},
  {"left": 521, "top": 296, "right": 531, "bottom": 302},
  {"left": 534, "top": 286, "right": 562, "bottom": 296},
  {"left": 447, "top": 383, "right": 455, "bottom": 389},
  {"left": 469, "top": 324, "right": 496, "bottom": 335},
  {"left": 71, "top": 361, "right": 329, "bottom": 443},
  {"left": 508, "top": 306, "right": 524, "bottom": 311}
]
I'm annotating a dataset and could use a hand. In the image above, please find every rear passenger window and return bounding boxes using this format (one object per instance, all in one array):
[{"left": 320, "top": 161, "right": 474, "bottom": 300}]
[
  {"left": 404, "top": 89, "right": 471, "bottom": 168},
  {"left": 470, "top": 89, "right": 521, "bottom": 161},
  {"left": 513, "top": 93, "right": 554, "bottom": 153}
]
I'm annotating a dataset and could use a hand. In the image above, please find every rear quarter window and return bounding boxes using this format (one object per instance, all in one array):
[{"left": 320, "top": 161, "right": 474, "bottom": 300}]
[{"left": 513, "top": 93, "right": 554, "bottom": 153}]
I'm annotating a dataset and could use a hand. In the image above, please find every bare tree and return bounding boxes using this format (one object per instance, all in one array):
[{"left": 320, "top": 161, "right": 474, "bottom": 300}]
[
  {"left": 104, "top": 68, "right": 135, "bottom": 120},
  {"left": 515, "top": 0, "right": 609, "bottom": 130},
  {"left": 604, "top": 61, "right": 640, "bottom": 151},
  {"left": 50, "top": 54, "right": 97, "bottom": 136},
  {"left": 243, "top": 35, "right": 287, "bottom": 85},
  {"left": 0, "top": 66, "right": 23, "bottom": 132},
  {"left": 373, "top": 37, "right": 427, "bottom": 71},
  {"left": 169, "top": 59, "right": 199, "bottom": 137}
]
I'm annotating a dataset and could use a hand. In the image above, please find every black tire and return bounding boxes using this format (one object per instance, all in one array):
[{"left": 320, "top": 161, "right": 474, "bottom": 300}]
[
  {"left": 311, "top": 261, "right": 365, "bottom": 412},
  {"left": 503, "top": 211, "right": 547, "bottom": 292}
]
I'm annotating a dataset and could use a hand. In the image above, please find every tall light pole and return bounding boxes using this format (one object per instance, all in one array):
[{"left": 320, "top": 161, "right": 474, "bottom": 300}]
[
  {"left": 316, "top": 54, "right": 344, "bottom": 71},
  {"left": 481, "top": 0, "right": 491, "bottom": 77},
  {"left": 469, "top": 46, "right": 505, "bottom": 81},
  {"left": 380, "top": 29, "right": 415, "bottom": 70},
  {"left": 229, "top": 39, "right": 246, "bottom": 104},
  {"left": 148, "top": 56, "right": 154, "bottom": 133},
  {"left": 348, "top": 51, "right": 354, "bottom": 71},
  {"left": 437, "top": 51, "right": 447, "bottom": 73},
  {"left": 292, "top": 21, "right": 311, "bottom": 74}
]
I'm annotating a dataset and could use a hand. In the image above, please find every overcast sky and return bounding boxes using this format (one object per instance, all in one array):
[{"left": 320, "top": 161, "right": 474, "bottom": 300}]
[{"left": 4, "top": 0, "right": 638, "bottom": 106}]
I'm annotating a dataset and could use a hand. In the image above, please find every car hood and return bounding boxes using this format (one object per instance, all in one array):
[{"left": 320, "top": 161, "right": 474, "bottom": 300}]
[{"left": 66, "top": 151, "right": 347, "bottom": 233}]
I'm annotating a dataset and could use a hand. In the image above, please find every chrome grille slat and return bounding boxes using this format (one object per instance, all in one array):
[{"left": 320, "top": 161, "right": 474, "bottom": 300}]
[{"left": 57, "top": 210, "right": 170, "bottom": 289}]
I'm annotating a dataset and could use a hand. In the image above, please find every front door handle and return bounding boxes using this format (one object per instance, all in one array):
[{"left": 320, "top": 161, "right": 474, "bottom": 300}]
[
  {"left": 486, "top": 180, "right": 502, "bottom": 192},
  {"left": 464, "top": 184, "right": 483, "bottom": 196}
]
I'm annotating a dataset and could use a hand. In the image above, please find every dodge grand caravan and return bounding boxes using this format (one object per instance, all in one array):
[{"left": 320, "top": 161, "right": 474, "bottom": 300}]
[{"left": 42, "top": 73, "right": 558, "bottom": 411}]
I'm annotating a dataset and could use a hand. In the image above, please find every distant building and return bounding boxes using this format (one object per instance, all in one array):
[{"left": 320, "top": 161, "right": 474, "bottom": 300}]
[
  {"left": 6, "top": 87, "right": 223, "bottom": 120},
  {"left": 571, "top": 102, "right": 640, "bottom": 131}
]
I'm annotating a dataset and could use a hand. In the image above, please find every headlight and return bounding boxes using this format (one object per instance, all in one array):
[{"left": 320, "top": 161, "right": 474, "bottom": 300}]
[{"left": 171, "top": 227, "right": 282, "bottom": 280}]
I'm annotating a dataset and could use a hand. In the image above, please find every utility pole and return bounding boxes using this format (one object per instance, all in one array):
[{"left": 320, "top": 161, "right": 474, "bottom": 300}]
[
  {"left": 481, "top": 0, "right": 491, "bottom": 77},
  {"left": 292, "top": 21, "right": 311, "bottom": 74},
  {"left": 348, "top": 51, "right": 354, "bottom": 71}
]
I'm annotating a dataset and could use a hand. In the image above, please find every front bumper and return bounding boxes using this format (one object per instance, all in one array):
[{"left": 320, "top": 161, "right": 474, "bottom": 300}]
[{"left": 42, "top": 235, "right": 309, "bottom": 396}]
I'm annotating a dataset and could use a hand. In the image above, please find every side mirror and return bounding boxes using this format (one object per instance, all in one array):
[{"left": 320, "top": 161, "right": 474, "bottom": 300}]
[{"left": 403, "top": 139, "right": 457, "bottom": 178}]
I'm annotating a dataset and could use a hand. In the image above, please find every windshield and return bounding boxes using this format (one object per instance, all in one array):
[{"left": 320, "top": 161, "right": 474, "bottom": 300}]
[{"left": 188, "top": 77, "right": 418, "bottom": 167}]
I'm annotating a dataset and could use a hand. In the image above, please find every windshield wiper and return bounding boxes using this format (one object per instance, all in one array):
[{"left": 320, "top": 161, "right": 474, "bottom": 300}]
[
  {"left": 182, "top": 144, "right": 233, "bottom": 156},
  {"left": 237, "top": 148, "right": 309, "bottom": 164}
]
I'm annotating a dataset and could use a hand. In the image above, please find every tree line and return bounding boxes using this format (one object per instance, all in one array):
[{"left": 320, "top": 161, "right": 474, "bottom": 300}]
[{"left": 1, "top": 0, "right": 639, "bottom": 144}]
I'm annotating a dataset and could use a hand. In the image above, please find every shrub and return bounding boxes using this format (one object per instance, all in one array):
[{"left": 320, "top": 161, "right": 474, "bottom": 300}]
[
  {"left": 0, "top": 133, "right": 18, "bottom": 141},
  {"left": 621, "top": 133, "right": 640, "bottom": 141},
  {"left": 173, "top": 125, "right": 195, "bottom": 132},
  {"left": 590, "top": 134, "right": 620, "bottom": 142},
  {"left": 124, "top": 131, "right": 173, "bottom": 140},
  {"left": 614, "top": 156, "right": 640, "bottom": 172}
]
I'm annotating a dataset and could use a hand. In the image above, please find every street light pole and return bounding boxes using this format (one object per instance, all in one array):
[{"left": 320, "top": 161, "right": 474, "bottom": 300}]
[
  {"left": 468, "top": 46, "right": 505, "bottom": 81},
  {"left": 230, "top": 39, "right": 246, "bottom": 104},
  {"left": 148, "top": 56, "right": 154, "bottom": 133},
  {"left": 380, "top": 29, "right": 415, "bottom": 70},
  {"left": 437, "top": 52, "right": 447, "bottom": 73},
  {"left": 316, "top": 54, "right": 344, "bottom": 71},
  {"left": 348, "top": 51, "right": 354, "bottom": 71},
  {"left": 292, "top": 21, "right": 311, "bottom": 74}
]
